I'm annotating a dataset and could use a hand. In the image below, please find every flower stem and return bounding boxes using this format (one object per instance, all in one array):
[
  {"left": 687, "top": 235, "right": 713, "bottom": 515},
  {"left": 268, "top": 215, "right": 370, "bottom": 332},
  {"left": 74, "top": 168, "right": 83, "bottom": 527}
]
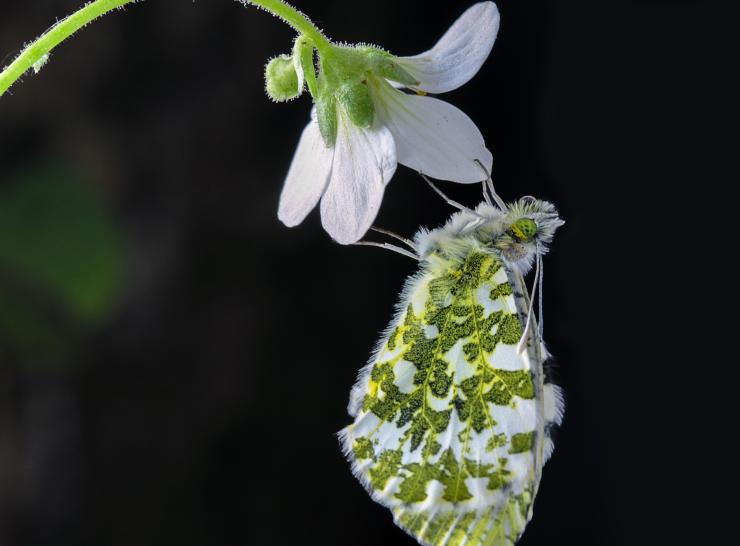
[
  {"left": 0, "top": 0, "right": 332, "bottom": 99},
  {"left": 240, "top": 0, "right": 332, "bottom": 52},
  {"left": 0, "top": 0, "right": 137, "bottom": 98}
]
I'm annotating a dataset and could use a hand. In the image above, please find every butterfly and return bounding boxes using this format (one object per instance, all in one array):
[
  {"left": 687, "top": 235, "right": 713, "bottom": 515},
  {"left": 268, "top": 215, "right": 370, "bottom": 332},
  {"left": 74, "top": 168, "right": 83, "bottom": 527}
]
[{"left": 339, "top": 176, "right": 564, "bottom": 546}]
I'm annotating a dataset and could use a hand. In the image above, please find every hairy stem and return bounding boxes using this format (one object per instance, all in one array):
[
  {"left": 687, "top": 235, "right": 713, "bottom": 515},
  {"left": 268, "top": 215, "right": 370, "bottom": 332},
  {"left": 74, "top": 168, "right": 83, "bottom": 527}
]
[
  {"left": 239, "top": 0, "right": 331, "bottom": 52},
  {"left": 0, "top": 0, "right": 332, "bottom": 99},
  {"left": 0, "top": 0, "right": 137, "bottom": 97}
]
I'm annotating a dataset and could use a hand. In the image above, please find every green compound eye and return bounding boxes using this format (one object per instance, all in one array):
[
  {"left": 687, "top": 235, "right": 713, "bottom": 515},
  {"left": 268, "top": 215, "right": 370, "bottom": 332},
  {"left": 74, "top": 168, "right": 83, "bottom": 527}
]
[{"left": 509, "top": 218, "right": 538, "bottom": 242}]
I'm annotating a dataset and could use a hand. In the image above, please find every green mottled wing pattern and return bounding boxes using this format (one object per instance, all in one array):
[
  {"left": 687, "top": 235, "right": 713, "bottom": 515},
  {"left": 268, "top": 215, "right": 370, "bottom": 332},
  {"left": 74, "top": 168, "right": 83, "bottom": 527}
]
[{"left": 341, "top": 249, "right": 551, "bottom": 546}]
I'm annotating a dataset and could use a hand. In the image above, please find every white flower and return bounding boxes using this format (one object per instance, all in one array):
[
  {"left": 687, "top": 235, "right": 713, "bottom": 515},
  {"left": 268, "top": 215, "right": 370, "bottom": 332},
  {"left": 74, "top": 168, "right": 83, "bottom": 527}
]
[{"left": 278, "top": 2, "right": 500, "bottom": 244}]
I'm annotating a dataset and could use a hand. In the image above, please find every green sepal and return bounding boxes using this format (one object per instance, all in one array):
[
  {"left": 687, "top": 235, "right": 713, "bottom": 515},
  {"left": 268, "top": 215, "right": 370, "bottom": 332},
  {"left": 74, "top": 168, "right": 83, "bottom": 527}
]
[
  {"left": 337, "top": 81, "right": 374, "bottom": 129},
  {"left": 264, "top": 54, "right": 301, "bottom": 102},
  {"left": 293, "top": 35, "right": 317, "bottom": 98},
  {"left": 315, "top": 92, "right": 338, "bottom": 146},
  {"left": 365, "top": 49, "right": 418, "bottom": 87}
]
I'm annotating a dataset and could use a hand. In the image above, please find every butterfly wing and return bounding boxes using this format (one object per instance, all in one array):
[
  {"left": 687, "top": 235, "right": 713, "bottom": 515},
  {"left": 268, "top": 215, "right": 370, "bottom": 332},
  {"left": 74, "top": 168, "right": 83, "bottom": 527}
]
[{"left": 340, "top": 249, "right": 561, "bottom": 546}]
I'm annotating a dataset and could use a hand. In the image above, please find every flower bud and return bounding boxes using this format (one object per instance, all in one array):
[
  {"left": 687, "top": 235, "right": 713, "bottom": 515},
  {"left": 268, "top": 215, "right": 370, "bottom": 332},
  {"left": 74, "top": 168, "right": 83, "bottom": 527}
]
[{"left": 265, "top": 54, "right": 301, "bottom": 102}]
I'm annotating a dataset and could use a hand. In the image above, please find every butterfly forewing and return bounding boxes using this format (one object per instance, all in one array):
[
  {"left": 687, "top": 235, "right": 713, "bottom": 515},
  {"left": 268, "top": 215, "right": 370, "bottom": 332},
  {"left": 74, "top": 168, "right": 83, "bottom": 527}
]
[{"left": 341, "top": 248, "right": 545, "bottom": 546}]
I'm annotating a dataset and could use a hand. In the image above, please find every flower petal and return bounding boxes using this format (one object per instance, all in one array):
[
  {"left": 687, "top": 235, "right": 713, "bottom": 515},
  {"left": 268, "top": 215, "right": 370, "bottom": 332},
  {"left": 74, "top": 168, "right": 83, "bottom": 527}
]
[
  {"left": 398, "top": 2, "right": 500, "bottom": 94},
  {"left": 320, "top": 113, "right": 397, "bottom": 244},
  {"left": 278, "top": 116, "right": 334, "bottom": 227},
  {"left": 376, "top": 89, "right": 492, "bottom": 183}
]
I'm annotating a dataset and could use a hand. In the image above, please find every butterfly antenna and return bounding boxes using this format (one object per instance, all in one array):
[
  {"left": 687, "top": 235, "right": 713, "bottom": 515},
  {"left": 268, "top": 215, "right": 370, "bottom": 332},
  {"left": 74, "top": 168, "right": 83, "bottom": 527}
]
[
  {"left": 537, "top": 253, "right": 544, "bottom": 338},
  {"left": 475, "top": 159, "right": 508, "bottom": 211},
  {"left": 517, "top": 256, "right": 541, "bottom": 355},
  {"left": 370, "top": 227, "right": 416, "bottom": 251},
  {"left": 353, "top": 241, "right": 419, "bottom": 261},
  {"left": 421, "top": 173, "right": 485, "bottom": 219},
  {"left": 482, "top": 181, "right": 494, "bottom": 207}
]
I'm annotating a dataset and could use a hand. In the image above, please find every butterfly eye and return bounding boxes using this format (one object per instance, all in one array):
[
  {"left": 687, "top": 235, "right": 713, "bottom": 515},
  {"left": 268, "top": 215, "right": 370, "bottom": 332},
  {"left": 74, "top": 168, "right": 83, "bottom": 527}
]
[{"left": 509, "top": 218, "right": 538, "bottom": 242}]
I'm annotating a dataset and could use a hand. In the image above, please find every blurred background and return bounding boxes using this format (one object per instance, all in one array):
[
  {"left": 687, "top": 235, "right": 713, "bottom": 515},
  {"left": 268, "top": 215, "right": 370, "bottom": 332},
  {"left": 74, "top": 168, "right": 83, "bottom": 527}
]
[{"left": 0, "top": 1, "right": 721, "bottom": 545}]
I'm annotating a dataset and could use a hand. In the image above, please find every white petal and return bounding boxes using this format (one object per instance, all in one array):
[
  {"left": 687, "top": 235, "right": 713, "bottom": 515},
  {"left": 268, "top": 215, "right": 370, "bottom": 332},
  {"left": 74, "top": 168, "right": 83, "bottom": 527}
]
[
  {"left": 398, "top": 2, "right": 500, "bottom": 94},
  {"left": 376, "top": 89, "right": 492, "bottom": 183},
  {"left": 320, "top": 114, "right": 397, "bottom": 245},
  {"left": 278, "top": 117, "right": 334, "bottom": 227}
]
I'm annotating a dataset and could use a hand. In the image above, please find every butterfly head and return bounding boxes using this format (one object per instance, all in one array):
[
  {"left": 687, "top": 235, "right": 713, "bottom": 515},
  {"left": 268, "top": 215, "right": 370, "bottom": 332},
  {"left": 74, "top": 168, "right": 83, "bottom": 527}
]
[
  {"left": 492, "top": 197, "right": 563, "bottom": 273},
  {"left": 416, "top": 197, "right": 563, "bottom": 276}
]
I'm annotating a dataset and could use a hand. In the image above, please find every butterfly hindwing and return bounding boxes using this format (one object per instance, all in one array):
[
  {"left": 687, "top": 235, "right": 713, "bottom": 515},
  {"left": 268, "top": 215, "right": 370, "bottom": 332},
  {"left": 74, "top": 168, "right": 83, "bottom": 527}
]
[{"left": 341, "top": 248, "right": 548, "bottom": 546}]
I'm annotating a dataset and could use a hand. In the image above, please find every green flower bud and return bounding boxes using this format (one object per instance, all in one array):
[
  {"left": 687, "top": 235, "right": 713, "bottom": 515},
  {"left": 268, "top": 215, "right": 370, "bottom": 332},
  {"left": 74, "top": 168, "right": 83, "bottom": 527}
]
[
  {"left": 265, "top": 54, "right": 301, "bottom": 102},
  {"left": 316, "top": 92, "right": 338, "bottom": 146},
  {"left": 337, "top": 80, "right": 374, "bottom": 129}
]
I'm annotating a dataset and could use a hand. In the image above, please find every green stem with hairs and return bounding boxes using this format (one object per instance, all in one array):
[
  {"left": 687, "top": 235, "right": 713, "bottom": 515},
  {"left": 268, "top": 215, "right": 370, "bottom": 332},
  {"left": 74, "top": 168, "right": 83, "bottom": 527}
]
[
  {"left": 0, "top": 0, "right": 137, "bottom": 97},
  {"left": 0, "top": 0, "right": 333, "bottom": 99},
  {"left": 240, "top": 0, "right": 331, "bottom": 52}
]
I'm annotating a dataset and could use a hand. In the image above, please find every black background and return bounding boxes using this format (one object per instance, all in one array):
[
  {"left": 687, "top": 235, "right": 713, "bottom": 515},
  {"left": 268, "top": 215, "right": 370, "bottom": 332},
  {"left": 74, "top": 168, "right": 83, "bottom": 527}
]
[{"left": 0, "top": 1, "right": 724, "bottom": 545}]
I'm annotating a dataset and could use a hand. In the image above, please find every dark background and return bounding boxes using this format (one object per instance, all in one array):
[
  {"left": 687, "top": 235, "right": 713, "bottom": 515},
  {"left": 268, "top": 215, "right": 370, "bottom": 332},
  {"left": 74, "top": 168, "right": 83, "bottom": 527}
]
[{"left": 0, "top": 1, "right": 724, "bottom": 545}]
